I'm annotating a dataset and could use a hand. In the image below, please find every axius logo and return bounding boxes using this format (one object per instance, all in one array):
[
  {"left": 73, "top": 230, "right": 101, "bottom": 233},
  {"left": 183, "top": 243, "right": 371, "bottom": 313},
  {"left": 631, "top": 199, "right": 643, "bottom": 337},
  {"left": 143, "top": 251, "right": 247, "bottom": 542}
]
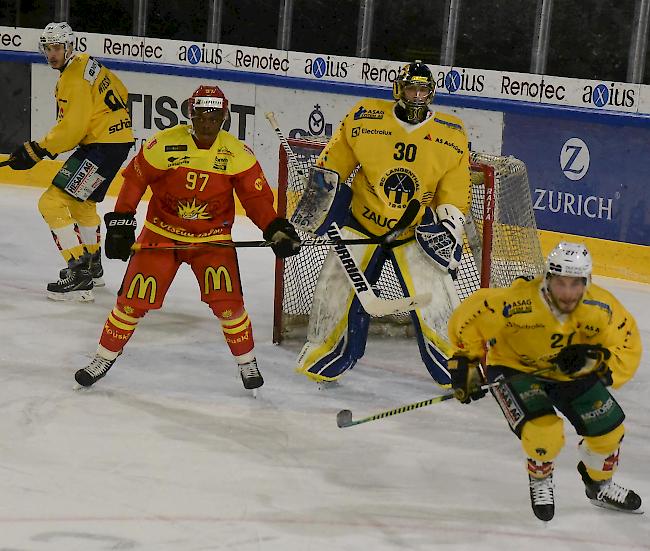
[{"left": 582, "top": 82, "right": 635, "bottom": 108}]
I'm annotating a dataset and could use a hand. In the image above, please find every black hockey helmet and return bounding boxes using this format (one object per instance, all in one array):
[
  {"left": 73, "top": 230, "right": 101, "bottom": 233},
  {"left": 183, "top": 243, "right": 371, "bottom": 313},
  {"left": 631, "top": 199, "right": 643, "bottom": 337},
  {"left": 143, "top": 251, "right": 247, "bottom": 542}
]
[{"left": 392, "top": 60, "right": 436, "bottom": 123}]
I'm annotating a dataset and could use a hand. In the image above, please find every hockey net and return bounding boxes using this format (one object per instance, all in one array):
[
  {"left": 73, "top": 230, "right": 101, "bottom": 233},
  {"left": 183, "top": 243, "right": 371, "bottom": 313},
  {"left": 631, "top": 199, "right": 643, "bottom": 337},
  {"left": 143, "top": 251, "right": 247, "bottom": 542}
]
[{"left": 272, "top": 138, "right": 544, "bottom": 343}]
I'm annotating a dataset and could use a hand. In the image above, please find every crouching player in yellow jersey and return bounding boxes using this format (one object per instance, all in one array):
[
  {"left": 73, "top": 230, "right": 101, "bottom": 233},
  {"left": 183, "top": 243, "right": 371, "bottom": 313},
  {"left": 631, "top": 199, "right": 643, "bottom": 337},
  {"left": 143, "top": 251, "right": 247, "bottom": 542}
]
[
  {"left": 6, "top": 22, "right": 134, "bottom": 301},
  {"left": 296, "top": 61, "right": 471, "bottom": 387},
  {"left": 448, "top": 242, "right": 643, "bottom": 521}
]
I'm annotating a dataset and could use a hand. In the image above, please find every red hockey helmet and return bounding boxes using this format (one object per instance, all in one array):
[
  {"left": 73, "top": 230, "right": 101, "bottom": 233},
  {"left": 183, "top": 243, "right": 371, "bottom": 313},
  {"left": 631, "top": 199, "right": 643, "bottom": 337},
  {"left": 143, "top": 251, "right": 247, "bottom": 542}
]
[{"left": 188, "top": 85, "right": 229, "bottom": 119}]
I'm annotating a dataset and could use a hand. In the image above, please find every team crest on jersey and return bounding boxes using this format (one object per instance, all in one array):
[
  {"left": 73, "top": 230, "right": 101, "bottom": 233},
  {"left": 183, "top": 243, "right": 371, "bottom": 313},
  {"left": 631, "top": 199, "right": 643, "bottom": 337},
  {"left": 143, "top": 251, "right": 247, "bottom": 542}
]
[
  {"left": 177, "top": 198, "right": 211, "bottom": 220},
  {"left": 379, "top": 167, "right": 419, "bottom": 208},
  {"left": 502, "top": 299, "right": 532, "bottom": 317},
  {"left": 146, "top": 138, "right": 158, "bottom": 150}
]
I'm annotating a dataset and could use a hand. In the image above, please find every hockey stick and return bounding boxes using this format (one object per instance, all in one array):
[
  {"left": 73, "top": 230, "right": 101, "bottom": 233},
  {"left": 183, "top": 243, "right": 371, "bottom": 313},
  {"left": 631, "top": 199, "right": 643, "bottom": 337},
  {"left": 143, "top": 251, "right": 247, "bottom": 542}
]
[
  {"left": 132, "top": 203, "right": 420, "bottom": 252},
  {"left": 336, "top": 367, "right": 555, "bottom": 428},
  {"left": 327, "top": 220, "right": 431, "bottom": 316},
  {"left": 265, "top": 111, "right": 429, "bottom": 317},
  {"left": 0, "top": 159, "right": 11, "bottom": 168}
]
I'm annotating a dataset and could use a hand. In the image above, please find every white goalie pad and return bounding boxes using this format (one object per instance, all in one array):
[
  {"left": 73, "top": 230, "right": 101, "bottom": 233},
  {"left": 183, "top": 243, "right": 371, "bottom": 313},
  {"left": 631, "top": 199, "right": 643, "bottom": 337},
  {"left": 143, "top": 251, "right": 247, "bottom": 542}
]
[{"left": 290, "top": 166, "right": 349, "bottom": 236}]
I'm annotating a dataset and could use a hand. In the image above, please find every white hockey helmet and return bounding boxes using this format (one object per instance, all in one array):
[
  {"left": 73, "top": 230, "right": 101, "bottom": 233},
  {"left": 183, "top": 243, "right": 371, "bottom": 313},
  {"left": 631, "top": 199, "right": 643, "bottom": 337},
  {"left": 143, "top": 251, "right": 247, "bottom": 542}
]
[
  {"left": 546, "top": 241, "right": 593, "bottom": 279},
  {"left": 39, "top": 22, "right": 75, "bottom": 61}
]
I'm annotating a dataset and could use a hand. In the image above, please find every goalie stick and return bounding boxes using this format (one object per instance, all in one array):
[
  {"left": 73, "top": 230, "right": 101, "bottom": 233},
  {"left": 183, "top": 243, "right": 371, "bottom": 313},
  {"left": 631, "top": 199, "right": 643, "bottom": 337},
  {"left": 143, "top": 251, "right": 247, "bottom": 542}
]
[
  {"left": 265, "top": 111, "right": 430, "bottom": 317},
  {"left": 336, "top": 367, "right": 555, "bottom": 428}
]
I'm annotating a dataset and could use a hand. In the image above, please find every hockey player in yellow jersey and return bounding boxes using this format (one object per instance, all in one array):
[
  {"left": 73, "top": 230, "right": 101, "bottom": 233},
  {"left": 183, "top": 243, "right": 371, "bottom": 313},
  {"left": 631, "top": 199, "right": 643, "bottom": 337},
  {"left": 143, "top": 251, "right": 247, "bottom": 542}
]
[
  {"left": 295, "top": 60, "right": 470, "bottom": 386},
  {"left": 448, "top": 241, "right": 643, "bottom": 521},
  {"left": 6, "top": 22, "right": 134, "bottom": 301}
]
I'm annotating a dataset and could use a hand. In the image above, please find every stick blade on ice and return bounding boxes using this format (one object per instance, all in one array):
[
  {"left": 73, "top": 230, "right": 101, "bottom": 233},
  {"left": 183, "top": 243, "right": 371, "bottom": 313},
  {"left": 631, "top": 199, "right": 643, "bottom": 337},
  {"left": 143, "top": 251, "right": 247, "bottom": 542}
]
[{"left": 336, "top": 409, "right": 353, "bottom": 428}]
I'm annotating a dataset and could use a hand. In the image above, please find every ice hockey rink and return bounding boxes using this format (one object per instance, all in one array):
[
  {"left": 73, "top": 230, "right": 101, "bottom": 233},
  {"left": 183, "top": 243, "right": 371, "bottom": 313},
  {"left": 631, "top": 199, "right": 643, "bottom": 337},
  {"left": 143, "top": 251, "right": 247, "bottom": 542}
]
[{"left": 0, "top": 184, "right": 648, "bottom": 551}]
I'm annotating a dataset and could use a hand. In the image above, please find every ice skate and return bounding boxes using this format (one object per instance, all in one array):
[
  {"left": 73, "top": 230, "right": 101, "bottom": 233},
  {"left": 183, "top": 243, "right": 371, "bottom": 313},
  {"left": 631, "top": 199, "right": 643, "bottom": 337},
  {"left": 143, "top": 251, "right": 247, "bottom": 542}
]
[
  {"left": 578, "top": 461, "right": 643, "bottom": 514},
  {"left": 239, "top": 359, "right": 263, "bottom": 396},
  {"left": 528, "top": 473, "right": 555, "bottom": 521},
  {"left": 60, "top": 249, "right": 104, "bottom": 287},
  {"left": 47, "top": 261, "right": 94, "bottom": 302},
  {"left": 75, "top": 353, "right": 117, "bottom": 388}
]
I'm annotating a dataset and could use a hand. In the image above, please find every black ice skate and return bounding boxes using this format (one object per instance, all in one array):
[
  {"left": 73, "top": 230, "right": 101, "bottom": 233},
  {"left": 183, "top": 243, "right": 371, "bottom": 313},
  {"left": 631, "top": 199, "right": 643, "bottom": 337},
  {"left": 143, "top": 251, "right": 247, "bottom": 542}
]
[
  {"left": 47, "top": 262, "right": 94, "bottom": 302},
  {"left": 60, "top": 249, "right": 104, "bottom": 287},
  {"left": 529, "top": 473, "right": 555, "bottom": 521},
  {"left": 239, "top": 359, "right": 264, "bottom": 390},
  {"left": 578, "top": 461, "right": 643, "bottom": 513},
  {"left": 75, "top": 354, "right": 117, "bottom": 387}
]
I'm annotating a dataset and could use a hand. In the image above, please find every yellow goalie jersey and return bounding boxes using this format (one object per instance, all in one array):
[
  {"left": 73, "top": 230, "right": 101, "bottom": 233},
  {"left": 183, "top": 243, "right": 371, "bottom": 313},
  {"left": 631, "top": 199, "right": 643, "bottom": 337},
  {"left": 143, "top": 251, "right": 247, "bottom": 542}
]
[
  {"left": 448, "top": 277, "right": 642, "bottom": 389},
  {"left": 316, "top": 97, "right": 471, "bottom": 237},
  {"left": 38, "top": 54, "right": 133, "bottom": 155}
]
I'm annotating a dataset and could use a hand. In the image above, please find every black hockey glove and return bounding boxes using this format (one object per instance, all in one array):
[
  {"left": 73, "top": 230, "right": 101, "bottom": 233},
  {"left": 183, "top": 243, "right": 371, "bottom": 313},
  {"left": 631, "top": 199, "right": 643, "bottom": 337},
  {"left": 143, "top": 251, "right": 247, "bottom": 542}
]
[
  {"left": 597, "top": 365, "right": 614, "bottom": 387},
  {"left": 263, "top": 217, "right": 301, "bottom": 259},
  {"left": 104, "top": 212, "right": 137, "bottom": 261},
  {"left": 551, "top": 343, "right": 611, "bottom": 378},
  {"left": 8, "top": 141, "right": 51, "bottom": 170},
  {"left": 448, "top": 355, "right": 487, "bottom": 404}
]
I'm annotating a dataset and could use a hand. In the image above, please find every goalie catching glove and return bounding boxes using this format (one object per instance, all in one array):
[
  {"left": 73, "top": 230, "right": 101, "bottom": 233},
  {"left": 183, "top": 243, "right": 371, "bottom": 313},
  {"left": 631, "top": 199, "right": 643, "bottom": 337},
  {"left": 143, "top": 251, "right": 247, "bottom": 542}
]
[
  {"left": 104, "top": 212, "right": 137, "bottom": 261},
  {"left": 551, "top": 343, "right": 612, "bottom": 382},
  {"left": 263, "top": 217, "right": 301, "bottom": 258},
  {"left": 7, "top": 141, "right": 52, "bottom": 170},
  {"left": 448, "top": 355, "right": 487, "bottom": 404},
  {"left": 416, "top": 204, "right": 465, "bottom": 271}
]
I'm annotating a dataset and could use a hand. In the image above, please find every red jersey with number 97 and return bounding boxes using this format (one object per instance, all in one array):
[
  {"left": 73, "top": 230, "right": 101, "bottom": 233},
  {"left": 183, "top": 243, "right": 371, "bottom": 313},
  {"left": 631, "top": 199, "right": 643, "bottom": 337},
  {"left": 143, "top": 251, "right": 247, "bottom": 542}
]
[{"left": 116, "top": 125, "right": 277, "bottom": 242}]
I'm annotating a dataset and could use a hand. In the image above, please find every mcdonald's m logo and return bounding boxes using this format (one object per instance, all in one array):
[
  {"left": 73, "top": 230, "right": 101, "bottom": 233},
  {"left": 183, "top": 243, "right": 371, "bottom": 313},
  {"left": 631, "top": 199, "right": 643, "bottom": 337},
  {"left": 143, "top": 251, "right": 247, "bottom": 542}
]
[
  {"left": 204, "top": 266, "right": 232, "bottom": 294},
  {"left": 127, "top": 273, "right": 157, "bottom": 304}
]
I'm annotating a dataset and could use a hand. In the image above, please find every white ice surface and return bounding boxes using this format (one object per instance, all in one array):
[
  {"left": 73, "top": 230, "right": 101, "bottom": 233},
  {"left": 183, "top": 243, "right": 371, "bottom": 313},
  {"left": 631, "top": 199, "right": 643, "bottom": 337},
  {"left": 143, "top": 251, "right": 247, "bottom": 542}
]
[{"left": 0, "top": 184, "right": 648, "bottom": 551}]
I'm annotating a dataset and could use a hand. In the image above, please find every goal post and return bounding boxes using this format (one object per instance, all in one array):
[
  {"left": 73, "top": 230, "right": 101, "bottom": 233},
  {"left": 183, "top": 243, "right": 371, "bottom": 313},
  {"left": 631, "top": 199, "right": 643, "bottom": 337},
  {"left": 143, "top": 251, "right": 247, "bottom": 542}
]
[{"left": 272, "top": 138, "right": 544, "bottom": 344}]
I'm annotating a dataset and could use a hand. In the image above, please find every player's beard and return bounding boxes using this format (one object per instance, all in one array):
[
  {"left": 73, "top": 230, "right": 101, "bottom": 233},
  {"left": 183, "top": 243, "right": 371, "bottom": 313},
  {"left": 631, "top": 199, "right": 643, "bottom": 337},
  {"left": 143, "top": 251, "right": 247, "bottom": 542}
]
[{"left": 548, "top": 289, "right": 582, "bottom": 314}]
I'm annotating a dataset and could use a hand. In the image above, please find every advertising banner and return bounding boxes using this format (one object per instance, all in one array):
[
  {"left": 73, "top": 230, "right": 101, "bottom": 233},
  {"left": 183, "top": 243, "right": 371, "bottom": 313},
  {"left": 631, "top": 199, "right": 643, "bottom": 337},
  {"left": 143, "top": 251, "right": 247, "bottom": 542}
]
[
  {"left": 503, "top": 112, "right": 649, "bottom": 246},
  {"left": 31, "top": 64, "right": 502, "bottom": 182}
]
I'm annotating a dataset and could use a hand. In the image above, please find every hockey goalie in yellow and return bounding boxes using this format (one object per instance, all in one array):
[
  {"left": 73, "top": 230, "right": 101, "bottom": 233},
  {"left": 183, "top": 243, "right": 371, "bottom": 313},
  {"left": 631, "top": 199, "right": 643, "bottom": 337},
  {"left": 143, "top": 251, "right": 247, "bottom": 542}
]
[
  {"left": 447, "top": 242, "right": 642, "bottom": 520},
  {"left": 295, "top": 61, "right": 471, "bottom": 386}
]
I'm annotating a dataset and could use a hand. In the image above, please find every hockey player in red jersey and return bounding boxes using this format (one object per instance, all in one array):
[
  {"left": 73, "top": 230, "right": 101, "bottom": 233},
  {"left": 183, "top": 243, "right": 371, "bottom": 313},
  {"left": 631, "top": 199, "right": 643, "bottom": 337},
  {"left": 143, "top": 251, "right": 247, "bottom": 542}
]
[
  {"left": 448, "top": 242, "right": 643, "bottom": 521},
  {"left": 74, "top": 85, "right": 301, "bottom": 391}
]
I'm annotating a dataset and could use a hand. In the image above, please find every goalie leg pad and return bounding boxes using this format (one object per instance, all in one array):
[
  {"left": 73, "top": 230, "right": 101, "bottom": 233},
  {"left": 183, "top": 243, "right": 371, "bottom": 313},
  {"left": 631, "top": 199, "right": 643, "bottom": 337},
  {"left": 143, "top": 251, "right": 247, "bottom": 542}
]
[
  {"left": 297, "top": 230, "right": 381, "bottom": 381},
  {"left": 296, "top": 298, "right": 370, "bottom": 381},
  {"left": 389, "top": 241, "right": 454, "bottom": 385},
  {"left": 521, "top": 414, "right": 565, "bottom": 462},
  {"left": 578, "top": 424, "right": 625, "bottom": 481}
]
